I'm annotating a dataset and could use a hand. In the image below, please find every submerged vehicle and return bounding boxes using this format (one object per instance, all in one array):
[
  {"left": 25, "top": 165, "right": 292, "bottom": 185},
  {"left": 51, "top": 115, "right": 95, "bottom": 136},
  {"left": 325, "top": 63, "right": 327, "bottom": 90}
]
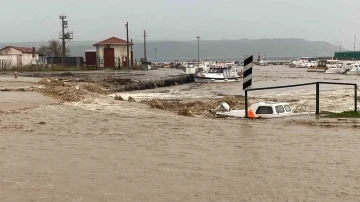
[{"left": 216, "top": 102, "right": 309, "bottom": 118}]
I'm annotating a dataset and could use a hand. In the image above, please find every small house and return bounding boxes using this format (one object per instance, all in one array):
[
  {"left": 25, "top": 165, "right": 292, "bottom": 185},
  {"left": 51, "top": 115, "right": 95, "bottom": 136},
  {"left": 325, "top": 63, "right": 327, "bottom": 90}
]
[
  {"left": 0, "top": 46, "right": 43, "bottom": 69},
  {"left": 93, "top": 37, "right": 134, "bottom": 68}
]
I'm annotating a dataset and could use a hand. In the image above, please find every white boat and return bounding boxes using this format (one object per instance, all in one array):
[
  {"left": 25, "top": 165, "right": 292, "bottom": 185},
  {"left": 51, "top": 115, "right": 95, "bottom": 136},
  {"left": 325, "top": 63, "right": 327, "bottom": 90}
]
[
  {"left": 258, "top": 56, "right": 268, "bottom": 66},
  {"left": 307, "top": 60, "right": 328, "bottom": 72},
  {"left": 346, "top": 63, "right": 360, "bottom": 75},
  {"left": 194, "top": 65, "right": 241, "bottom": 83},
  {"left": 293, "top": 57, "right": 317, "bottom": 68},
  {"left": 326, "top": 60, "right": 343, "bottom": 69},
  {"left": 216, "top": 102, "right": 309, "bottom": 118},
  {"left": 325, "top": 61, "right": 354, "bottom": 74},
  {"left": 184, "top": 61, "right": 213, "bottom": 75}
]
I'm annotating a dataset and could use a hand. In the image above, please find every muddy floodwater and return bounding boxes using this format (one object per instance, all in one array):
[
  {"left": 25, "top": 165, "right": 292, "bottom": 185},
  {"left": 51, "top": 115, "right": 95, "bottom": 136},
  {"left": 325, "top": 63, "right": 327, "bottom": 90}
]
[{"left": 1, "top": 66, "right": 360, "bottom": 202}]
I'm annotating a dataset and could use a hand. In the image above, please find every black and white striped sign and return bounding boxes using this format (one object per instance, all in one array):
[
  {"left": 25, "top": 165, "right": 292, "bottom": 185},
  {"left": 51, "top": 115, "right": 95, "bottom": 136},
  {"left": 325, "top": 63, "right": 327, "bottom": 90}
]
[{"left": 243, "top": 55, "right": 253, "bottom": 90}]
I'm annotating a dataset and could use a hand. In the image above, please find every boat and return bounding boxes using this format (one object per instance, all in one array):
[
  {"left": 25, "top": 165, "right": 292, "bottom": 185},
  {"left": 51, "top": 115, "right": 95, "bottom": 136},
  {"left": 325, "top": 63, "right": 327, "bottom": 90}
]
[
  {"left": 292, "top": 57, "right": 317, "bottom": 68},
  {"left": 258, "top": 56, "right": 268, "bottom": 66},
  {"left": 194, "top": 65, "right": 241, "bottom": 83},
  {"left": 325, "top": 61, "right": 354, "bottom": 74},
  {"left": 307, "top": 60, "right": 328, "bottom": 72},
  {"left": 346, "top": 63, "right": 360, "bottom": 75},
  {"left": 326, "top": 60, "right": 343, "bottom": 69},
  {"left": 216, "top": 102, "right": 309, "bottom": 118}
]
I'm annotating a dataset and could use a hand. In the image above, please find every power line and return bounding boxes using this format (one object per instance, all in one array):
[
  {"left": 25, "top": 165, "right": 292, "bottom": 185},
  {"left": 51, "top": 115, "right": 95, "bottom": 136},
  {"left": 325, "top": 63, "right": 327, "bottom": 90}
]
[{"left": 128, "top": 29, "right": 140, "bottom": 37}]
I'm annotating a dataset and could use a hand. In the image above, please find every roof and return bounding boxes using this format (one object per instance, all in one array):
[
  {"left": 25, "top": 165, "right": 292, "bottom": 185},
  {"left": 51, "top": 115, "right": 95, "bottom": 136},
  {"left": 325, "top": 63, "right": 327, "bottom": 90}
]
[
  {"left": 93, "top": 37, "right": 133, "bottom": 46},
  {"left": 0, "top": 46, "right": 35, "bottom": 54}
]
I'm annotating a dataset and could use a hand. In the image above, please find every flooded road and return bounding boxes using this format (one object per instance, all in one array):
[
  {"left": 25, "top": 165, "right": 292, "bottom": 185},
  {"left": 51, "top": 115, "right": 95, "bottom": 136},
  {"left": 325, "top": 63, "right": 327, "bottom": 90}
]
[
  {"left": 119, "top": 65, "right": 360, "bottom": 112},
  {"left": 1, "top": 66, "right": 360, "bottom": 201}
]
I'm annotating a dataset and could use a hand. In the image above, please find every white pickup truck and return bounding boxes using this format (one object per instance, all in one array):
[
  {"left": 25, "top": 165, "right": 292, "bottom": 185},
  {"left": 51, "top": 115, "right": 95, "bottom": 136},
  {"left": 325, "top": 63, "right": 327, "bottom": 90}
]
[{"left": 216, "top": 102, "right": 309, "bottom": 118}]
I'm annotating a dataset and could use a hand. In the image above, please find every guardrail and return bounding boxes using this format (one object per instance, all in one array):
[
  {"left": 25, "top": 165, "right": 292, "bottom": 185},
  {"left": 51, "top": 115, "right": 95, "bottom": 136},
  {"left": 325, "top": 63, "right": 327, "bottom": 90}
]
[{"left": 244, "top": 82, "right": 358, "bottom": 118}]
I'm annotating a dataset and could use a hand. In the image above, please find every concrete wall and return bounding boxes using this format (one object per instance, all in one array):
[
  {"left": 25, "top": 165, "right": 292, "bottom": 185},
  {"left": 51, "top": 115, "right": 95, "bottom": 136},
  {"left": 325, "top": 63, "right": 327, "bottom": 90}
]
[
  {"left": 0, "top": 55, "right": 17, "bottom": 70},
  {"left": 0, "top": 54, "right": 41, "bottom": 69},
  {"left": 95, "top": 44, "right": 133, "bottom": 67}
]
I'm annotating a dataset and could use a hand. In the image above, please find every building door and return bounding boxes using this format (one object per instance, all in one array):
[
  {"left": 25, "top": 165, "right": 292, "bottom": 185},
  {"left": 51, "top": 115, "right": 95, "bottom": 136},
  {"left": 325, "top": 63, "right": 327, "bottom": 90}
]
[
  {"left": 17, "top": 55, "right": 22, "bottom": 67},
  {"left": 104, "top": 48, "right": 115, "bottom": 68},
  {"left": 122, "top": 56, "right": 127, "bottom": 67},
  {"left": 130, "top": 50, "right": 134, "bottom": 66}
]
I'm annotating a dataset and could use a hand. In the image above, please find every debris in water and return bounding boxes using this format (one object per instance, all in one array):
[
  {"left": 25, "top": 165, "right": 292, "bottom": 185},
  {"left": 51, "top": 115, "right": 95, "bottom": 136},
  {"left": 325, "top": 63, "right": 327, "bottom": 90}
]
[
  {"left": 39, "top": 78, "right": 64, "bottom": 86},
  {"left": 144, "top": 95, "right": 245, "bottom": 117},
  {"left": 114, "top": 95, "right": 124, "bottom": 101},
  {"left": 149, "top": 99, "right": 165, "bottom": 109},
  {"left": 178, "top": 108, "right": 193, "bottom": 116},
  {"left": 128, "top": 96, "right": 136, "bottom": 102},
  {"left": 80, "top": 83, "right": 106, "bottom": 94}
]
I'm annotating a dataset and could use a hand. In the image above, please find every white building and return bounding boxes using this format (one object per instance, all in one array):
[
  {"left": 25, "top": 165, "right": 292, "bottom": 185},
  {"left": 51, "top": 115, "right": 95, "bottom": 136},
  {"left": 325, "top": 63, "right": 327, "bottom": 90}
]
[
  {"left": 93, "top": 37, "right": 134, "bottom": 68},
  {"left": 0, "top": 46, "right": 43, "bottom": 69}
]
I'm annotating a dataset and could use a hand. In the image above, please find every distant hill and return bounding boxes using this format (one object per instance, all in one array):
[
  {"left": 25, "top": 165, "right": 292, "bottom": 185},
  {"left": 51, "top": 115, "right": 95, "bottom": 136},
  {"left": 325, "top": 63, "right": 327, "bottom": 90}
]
[{"left": 0, "top": 38, "right": 343, "bottom": 61}]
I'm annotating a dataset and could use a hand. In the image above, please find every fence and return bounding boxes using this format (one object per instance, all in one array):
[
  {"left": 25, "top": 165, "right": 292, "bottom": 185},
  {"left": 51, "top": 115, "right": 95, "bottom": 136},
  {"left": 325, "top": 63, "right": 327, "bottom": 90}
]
[
  {"left": 47, "top": 57, "right": 84, "bottom": 67},
  {"left": 244, "top": 82, "right": 358, "bottom": 118}
]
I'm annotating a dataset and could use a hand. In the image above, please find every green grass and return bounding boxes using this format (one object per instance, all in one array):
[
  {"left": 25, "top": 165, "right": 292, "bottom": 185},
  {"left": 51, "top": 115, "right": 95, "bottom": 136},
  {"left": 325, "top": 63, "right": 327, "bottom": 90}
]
[{"left": 324, "top": 111, "right": 360, "bottom": 118}]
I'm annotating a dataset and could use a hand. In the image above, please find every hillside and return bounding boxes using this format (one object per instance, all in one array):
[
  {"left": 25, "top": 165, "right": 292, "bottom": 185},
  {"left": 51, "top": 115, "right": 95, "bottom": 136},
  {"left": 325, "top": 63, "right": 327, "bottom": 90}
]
[{"left": 0, "top": 38, "right": 342, "bottom": 61}]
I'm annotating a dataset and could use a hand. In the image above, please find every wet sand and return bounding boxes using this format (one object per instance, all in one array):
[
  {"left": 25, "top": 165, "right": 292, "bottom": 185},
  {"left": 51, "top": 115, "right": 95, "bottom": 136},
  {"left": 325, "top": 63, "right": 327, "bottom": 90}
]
[{"left": 1, "top": 67, "right": 360, "bottom": 201}]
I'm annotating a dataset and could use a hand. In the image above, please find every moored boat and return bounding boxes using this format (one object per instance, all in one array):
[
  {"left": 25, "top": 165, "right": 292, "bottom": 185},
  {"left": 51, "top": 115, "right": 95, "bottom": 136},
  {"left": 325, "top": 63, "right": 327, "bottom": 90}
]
[
  {"left": 325, "top": 61, "right": 354, "bottom": 74},
  {"left": 293, "top": 57, "right": 317, "bottom": 68},
  {"left": 194, "top": 65, "right": 241, "bottom": 83},
  {"left": 346, "top": 63, "right": 360, "bottom": 75},
  {"left": 307, "top": 60, "right": 327, "bottom": 72}
]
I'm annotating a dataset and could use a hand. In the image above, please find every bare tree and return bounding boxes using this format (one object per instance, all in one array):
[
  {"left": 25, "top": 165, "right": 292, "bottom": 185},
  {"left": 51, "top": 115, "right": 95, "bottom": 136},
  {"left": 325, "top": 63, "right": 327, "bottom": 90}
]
[{"left": 38, "top": 39, "right": 70, "bottom": 57}]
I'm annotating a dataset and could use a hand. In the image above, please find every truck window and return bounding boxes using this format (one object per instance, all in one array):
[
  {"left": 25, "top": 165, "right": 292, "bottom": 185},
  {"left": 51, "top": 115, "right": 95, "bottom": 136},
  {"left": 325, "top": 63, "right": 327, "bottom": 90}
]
[
  {"left": 256, "top": 106, "right": 273, "bottom": 114},
  {"left": 284, "top": 105, "right": 291, "bottom": 112},
  {"left": 275, "top": 105, "right": 285, "bottom": 113}
]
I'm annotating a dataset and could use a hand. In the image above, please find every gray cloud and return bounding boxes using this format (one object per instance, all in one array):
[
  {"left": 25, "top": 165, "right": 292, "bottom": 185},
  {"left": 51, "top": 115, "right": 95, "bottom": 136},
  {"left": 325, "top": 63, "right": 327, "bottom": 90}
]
[{"left": 0, "top": 0, "right": 358, "bottom": 49}]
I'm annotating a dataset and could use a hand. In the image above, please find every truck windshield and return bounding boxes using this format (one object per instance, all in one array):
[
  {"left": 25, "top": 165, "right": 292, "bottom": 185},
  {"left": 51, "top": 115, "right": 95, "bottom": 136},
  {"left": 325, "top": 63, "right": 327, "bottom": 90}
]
[
  {"left": 256, "top": 106, "right": 273, "bottom": 114},
  {"left": 275, "top": 105, "right": 285, "bottom": 113}
]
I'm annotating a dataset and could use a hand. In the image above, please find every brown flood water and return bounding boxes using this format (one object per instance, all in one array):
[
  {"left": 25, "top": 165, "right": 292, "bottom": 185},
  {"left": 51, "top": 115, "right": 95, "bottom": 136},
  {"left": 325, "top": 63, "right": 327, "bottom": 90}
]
[{"left": 1, "top": 68, "right": 360, "bottom": 202}]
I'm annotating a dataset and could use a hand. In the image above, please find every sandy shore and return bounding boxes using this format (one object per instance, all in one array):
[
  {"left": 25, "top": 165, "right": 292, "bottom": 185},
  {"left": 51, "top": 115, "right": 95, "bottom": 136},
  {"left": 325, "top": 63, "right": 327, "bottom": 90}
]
[{"left": 1, "top": 67, "right": 360, "bottom": 201}]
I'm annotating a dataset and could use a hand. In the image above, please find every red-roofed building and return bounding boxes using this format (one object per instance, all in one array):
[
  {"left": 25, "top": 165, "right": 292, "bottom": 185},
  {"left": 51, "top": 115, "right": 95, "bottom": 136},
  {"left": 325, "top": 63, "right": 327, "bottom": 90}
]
[
  {"left": 0, "top": 46, "right": 42, "bottom": 69},
  {"left": 93, "top": 37, "right": 133, "bottom": 68}
]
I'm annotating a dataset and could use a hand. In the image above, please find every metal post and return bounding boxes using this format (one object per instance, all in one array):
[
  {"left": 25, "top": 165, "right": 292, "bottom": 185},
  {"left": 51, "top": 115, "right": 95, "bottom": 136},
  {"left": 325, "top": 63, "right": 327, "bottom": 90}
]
[
  {"left": 245, "top": 90, "right": 248, "bottom": 118},
  {"left": 60, "top": 16, "right": 66, "bottom": 67},
  {"left": 126, "top": 22, "right": 129, "bottom": 68},
  {"left": 316, "top": 82, "right": 320, "bottom": 114},
  {"left": 355, "top": 85, "right": 358, "bottom": 112},
  {"left": 196, "top": 36, "right": 200, "bottom": 68},
  {"left": 336, "top": 41, "right": 341, "bottom": 52},
  {"left": 143, "top": 30, "right": 147, "bottom": 61},
  {"left": 155, "top": 48, "right": 157, "bottom": 63}
]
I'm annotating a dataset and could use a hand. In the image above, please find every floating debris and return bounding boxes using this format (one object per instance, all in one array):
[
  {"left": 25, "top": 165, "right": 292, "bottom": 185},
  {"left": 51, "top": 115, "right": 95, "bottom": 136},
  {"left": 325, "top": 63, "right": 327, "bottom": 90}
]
[{"left": 128, "top": 96, "right": 136, "bottom": 102}]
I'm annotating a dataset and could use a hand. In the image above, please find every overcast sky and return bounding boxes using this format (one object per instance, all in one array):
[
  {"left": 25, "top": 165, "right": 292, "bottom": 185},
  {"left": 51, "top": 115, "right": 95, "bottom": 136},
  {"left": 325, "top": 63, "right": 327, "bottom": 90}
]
[{"left": 0, "top": 0, "right": 359, "bottom": 49}]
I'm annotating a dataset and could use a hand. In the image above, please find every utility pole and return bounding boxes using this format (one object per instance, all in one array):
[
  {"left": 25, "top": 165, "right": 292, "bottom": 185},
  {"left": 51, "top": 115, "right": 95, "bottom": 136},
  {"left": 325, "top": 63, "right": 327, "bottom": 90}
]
[
  {"left": 143, "top": 30, "right": 147, "bottom": 61},
  {"left": 126, "top": 22, "right": 130, "bottom": 68},
  {"left": 196, "top": 36, "right": 200, "bottom": 68},
  {"left": 336, "top": 41, "right": 341, "bottom": 52},
  {"left": 60, "top": 15, "right": 66, "bottom": 67},
  {"left": 155, "top": 48, "right": 157, "bottom": 63},
  {"left": 59, "top": 14, "right": 73, "bottom": 67}
]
